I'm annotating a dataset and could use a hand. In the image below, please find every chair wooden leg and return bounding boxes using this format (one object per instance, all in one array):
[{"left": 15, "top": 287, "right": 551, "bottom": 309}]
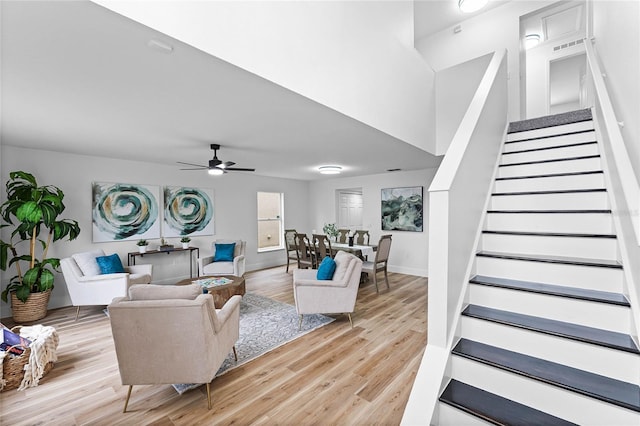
[
  {"left": 384, "top": 268, "right": 390, "bottom": 290},
  {"left": 373, "top": 271, "right": 379, "bottom": 294},
  {"left": 75, "top": 306, "right": 81, "bottom": 321},
  {"left": 286, "top": 257, "right": 290, "bottom": 273},
  {"left": 232, "top": 346, "right": 238, "bottom": 362},
  {"left": 298, "top": 314, "right": 303, "bottom": 330},
  {"left": 123, "top": 385, "right": 133, "bottom": 413},
  {"left": 206, "top": 382, "right": 212, "bottom": 410},
  {"left": 347, "top": 313, "right": 353, "bottom": 328}
]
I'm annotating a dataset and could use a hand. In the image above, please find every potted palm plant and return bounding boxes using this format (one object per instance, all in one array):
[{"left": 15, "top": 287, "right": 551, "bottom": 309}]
[{"left": 0, "top": 171, "right": 81, "bottom": 322}]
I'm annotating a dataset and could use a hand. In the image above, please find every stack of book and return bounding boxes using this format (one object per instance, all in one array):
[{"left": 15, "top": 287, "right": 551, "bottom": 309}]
[{"left": 194, "top": 277, "right": 233, "bottom": 289}]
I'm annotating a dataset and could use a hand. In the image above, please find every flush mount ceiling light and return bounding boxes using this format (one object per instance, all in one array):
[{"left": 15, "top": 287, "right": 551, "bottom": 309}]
[
  {"left": 318, "top": 166, "right": 342, "bottom": 175},
  {"left": 525, "top": 33, "right": 541, "bottom": 49},
  {"left": 458, "top": 0, "right": 488, "bottom": 13}
]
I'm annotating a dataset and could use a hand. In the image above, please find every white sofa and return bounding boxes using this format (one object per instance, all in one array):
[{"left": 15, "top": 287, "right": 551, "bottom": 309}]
[
  {"left": 293, "top": 250, "right": 363, "bottom": 327},
  {"left": 198, "top": 240, "right": 246, "bottom": 277},
  {"left": 61, "top": 250, "right": 152, "bottom": 320}
]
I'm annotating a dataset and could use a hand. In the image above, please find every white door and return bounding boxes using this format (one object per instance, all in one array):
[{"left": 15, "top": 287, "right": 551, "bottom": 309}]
[{"left": 337, "top": 190, "right": 363, "bottom": 229}]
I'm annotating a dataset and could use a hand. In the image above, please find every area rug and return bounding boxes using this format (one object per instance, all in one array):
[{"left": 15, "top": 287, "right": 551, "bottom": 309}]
[{"left": 172, "top": 292, "right": 334, "bottom": 394}]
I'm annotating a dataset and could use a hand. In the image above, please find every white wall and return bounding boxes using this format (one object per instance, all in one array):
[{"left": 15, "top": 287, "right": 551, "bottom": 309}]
[
  {"left": 435, "top": 53, "right": 493, "bottom": 155},
  {"left": 308, "top": 168, "right": 438, "bottom": 277},
  {"left": 0, "top": 146, "right": 311, "bottom": 312},
  {"left": 592, "top": 0, "right": 640, "bottom": 185},
  {"left": 415, "top": 0, "right": 557, "bottom": 122},
  {"left": 94, "top": 0, "right": 437, "bottom": 154}
]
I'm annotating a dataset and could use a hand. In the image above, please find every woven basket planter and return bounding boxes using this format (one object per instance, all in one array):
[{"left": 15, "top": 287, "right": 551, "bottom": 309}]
[{"left": 10, "top": 290, "right": 51, "bottom": 323}]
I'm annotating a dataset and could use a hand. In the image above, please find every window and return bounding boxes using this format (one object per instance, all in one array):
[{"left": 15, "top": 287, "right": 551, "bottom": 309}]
[{"left": 257, "top": 192, "right": 283, "bottom": 252}]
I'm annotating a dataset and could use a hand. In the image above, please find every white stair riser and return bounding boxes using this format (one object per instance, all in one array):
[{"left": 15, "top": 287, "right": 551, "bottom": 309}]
[
  {"left": 501, "top": 143, "right": 599, "bottom": 165},
  {"left": 437, "top": 401, "right": 493, "bottom": 426},
  {"left": 494, "top": 173, "right": 605, "bottom": 192},
  {"left": 498, "top": 157, "right": 602, "bottom": 177},
  {"left": 475, "top": 257, "right": 623, "bottom": 293},
  {"left": 467, "top": 284, "right": 630, "bottom": 333},
  {"left": 507, "top": 121, "right": 594, "bottom": 142},
  {"left": 460, "top": 316, "right": 640, "bottom": 384},
  {"left": 481, "top": 233, "right": 617, "bottom": 260},
  {"left": 485, "top": 212, "right": 613, "bottom": 234},
  {"left": 490, "top": 192, "right": 609, "bottom": 210},
  {"left": 450, "top": 356, "right": 639, "bottom": 425},
  {"left": 504, "top": 131, "right": 597, "bottom": 153}
]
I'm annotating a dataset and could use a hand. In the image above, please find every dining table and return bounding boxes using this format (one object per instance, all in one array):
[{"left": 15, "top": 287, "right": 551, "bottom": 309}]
[{"left": 331, "top": 242, "right": 376, "bottom": 260}]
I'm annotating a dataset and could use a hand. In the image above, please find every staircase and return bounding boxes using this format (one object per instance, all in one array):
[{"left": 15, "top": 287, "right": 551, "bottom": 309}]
[{"left": 437, "top": 109, "right": 640, "bottom": 425}]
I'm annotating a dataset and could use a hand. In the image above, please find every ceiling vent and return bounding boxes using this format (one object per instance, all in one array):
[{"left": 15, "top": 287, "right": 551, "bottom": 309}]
[{"left": 553, "top": 38, "right": 584, "bottom": 52}]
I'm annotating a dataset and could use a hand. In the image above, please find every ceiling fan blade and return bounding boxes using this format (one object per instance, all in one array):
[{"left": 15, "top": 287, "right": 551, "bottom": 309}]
[
  {"left": 226, "top": 167, "right": 256, "bottom": 172},
  {"left": 222, "top": 161, "right": 236, "bottom": 168},
  {"left": 177, "top": 161, "right": 207, "bottom": 168},
  {"left": 180, "top": 167, "right": 208, "bottom": 171}
]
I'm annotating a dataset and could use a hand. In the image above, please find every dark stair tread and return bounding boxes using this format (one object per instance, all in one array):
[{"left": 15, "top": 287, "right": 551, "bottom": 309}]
[
  {"left": 482, "top": 230, "right": 616, "bottom": 239},
  {"left": 508, "top": 109, "right": 592, "bottom": 134},
  {"left": 440, "top": 379, "right": 577, "bottom": 426},
  {"left": 503, "top": 141, "right": 597, "bottom": 155},
  {"left": 470, "top": 275, "right": 629, "bottom": 306},
  {"left": 487, "top": 209, "right": 611, "bottom": 214},
  {"left": 453, "top": 339, "right": 640, "bottom": 412},
  {"left": 495, "top": 170, "right": 603, "bottom": 181},
  {"left": 462, "top": 305, "right": 640, "bottom": 354},
  {"left": 499, "top": 155, "right": 600, "bottom": 168},
  {"left": 492, "top": 188, "right": 606, "bottom": 196},
  {"left": 505, "top": 129, "right": 596, "bottom": 144},
  {"left": 476, "top": 251, "right": 622, "bottom": 269}
]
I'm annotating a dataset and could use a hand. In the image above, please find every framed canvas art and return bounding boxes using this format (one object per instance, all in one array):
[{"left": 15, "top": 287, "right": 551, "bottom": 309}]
[
  {"left": 92, "top": 182, "right": 160, "bottom": 242},
  {"left": 381, "top": 186, "right": 423, "bottom": 232},
  {"left": 162, "top": 186, "right": 214, "bottom": 237}
]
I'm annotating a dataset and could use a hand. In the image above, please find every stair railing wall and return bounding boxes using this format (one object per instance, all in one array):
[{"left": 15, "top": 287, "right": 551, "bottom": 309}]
[
  {"left": 585, "top": 38, "right": 640, "bottom": 344},
  {"left": 401, "top": 49, "right": 508, "bottom": 425}
]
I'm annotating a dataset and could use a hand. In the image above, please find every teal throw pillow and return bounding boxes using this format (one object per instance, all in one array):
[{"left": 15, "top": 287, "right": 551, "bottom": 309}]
[
  {"left": 316, "top": 256, "right": 337, "bottom": 280},
  {"left": 95, "top": 253, "right": 126, "bottom": 274},
  {"left": 214, "top": 243, "right": 236, "bottom": 262}
]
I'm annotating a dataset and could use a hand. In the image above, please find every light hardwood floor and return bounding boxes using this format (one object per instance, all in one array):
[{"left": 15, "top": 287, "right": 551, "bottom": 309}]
[{"left": 1, "top": 266, "right": 427, "bottom": 425}]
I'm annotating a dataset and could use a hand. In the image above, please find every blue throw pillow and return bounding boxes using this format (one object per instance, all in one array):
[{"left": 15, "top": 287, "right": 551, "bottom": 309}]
[
  {"left": 95, "top": 253, "right": 126, "bottom": 274},
  {"left": 316, "top": 256, "right": 337, "bottom": 280},
  {"left": 214, "top": 243, "right": 236, "bottom": 262}
]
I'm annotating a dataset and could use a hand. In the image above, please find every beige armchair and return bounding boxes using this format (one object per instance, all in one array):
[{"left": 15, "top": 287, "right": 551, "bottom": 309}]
[
  {"left": 293, "top": 251, "right": 363, "bottom": 328},
  {"left": 61, "top": 250, "right": 152, "bottom": 320},
  {"left": 198, "top": 240, "right": 246, "bottom": 277},
  {"left": 108, "top": 284, "right": 241, "bottom": 412}
]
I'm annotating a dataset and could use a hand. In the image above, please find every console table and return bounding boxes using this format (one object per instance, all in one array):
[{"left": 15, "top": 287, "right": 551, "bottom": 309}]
[{"left": 127, "top": 247, "right": 200, "bottom": 278}]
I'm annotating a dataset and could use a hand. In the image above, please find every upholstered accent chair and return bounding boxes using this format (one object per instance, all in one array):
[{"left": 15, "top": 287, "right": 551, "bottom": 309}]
[
  {"left": 109, "top": 284, "right": 241, "bottom": 412},
  {"left": 284, "top": 229, "right": 298, "bottom": 273},
  {"left": 61, "top": 250, "right": 153, "bottom": 320},
  {"left": 362, "top": 234, "right": 392, "bottom": 293},
  {"left": 293, "top": 251, "right": 363, "bottom": 328},
  {"left": 198, "top": 240, "right": 246, "bottom": 277}
]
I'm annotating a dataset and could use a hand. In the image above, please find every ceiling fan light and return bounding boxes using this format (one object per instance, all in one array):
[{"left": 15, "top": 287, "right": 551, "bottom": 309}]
[
  {"left": 458, "top": 0, "right": 488, "bottom": 14},
  {"left": 208, "top": 168, "right": 224, "bottom": 176},
  {"left": 318, "top": 165, "right": 342, "bottom": 175}
]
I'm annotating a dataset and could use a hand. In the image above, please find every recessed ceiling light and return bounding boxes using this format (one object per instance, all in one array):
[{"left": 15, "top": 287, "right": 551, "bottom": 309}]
[
  {"left": 458, "top": 0, "right": 488, "bottom": 13},
  {"left": 525, "top": 34, "right": 541, "bottom": 49},
  {"left": 318, "top": 166, "right": 342, "bottom": 175}
]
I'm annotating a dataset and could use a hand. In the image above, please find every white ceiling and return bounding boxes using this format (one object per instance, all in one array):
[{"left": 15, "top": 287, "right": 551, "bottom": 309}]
[{"left": 1, "top": 1, "right": 509, "bottom": 181}]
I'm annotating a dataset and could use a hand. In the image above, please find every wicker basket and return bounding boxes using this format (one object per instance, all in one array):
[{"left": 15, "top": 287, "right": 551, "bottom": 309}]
[
  {"left": 1, "top": 326, "right": 55, "bottom": 392},
  {"left": 10, "top": 289, "right": 51, "bottom": 323}
]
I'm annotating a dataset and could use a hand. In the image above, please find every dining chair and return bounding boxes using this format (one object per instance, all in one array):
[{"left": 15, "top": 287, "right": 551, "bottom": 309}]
[
  {"left": 312, "top": 234, "right": 334, "bottom": 262},
  {"left": 284, "top": 229, "right": 298, "bottom": 272},
  {"left": 337, "top": 229, "right": 350, "bottom": 244},
  {"left": 354, "top": 230, "right": 370, "bottom": 245},
  {"left": 361, "top": 234, "right": 392, "bottom": 293},
  {"left": 294, "top": 233, "right": 316, "bottom": 269}
]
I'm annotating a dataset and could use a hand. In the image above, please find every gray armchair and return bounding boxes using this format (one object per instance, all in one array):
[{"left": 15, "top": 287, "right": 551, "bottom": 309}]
[{"left": 108, "top": 284, "right": 241, "bottom": 412}]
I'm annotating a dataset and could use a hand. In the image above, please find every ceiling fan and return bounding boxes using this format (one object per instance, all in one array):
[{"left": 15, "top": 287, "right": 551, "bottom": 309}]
[{"left": 178, "top": 144, "right": 256, "bottom": 175}]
